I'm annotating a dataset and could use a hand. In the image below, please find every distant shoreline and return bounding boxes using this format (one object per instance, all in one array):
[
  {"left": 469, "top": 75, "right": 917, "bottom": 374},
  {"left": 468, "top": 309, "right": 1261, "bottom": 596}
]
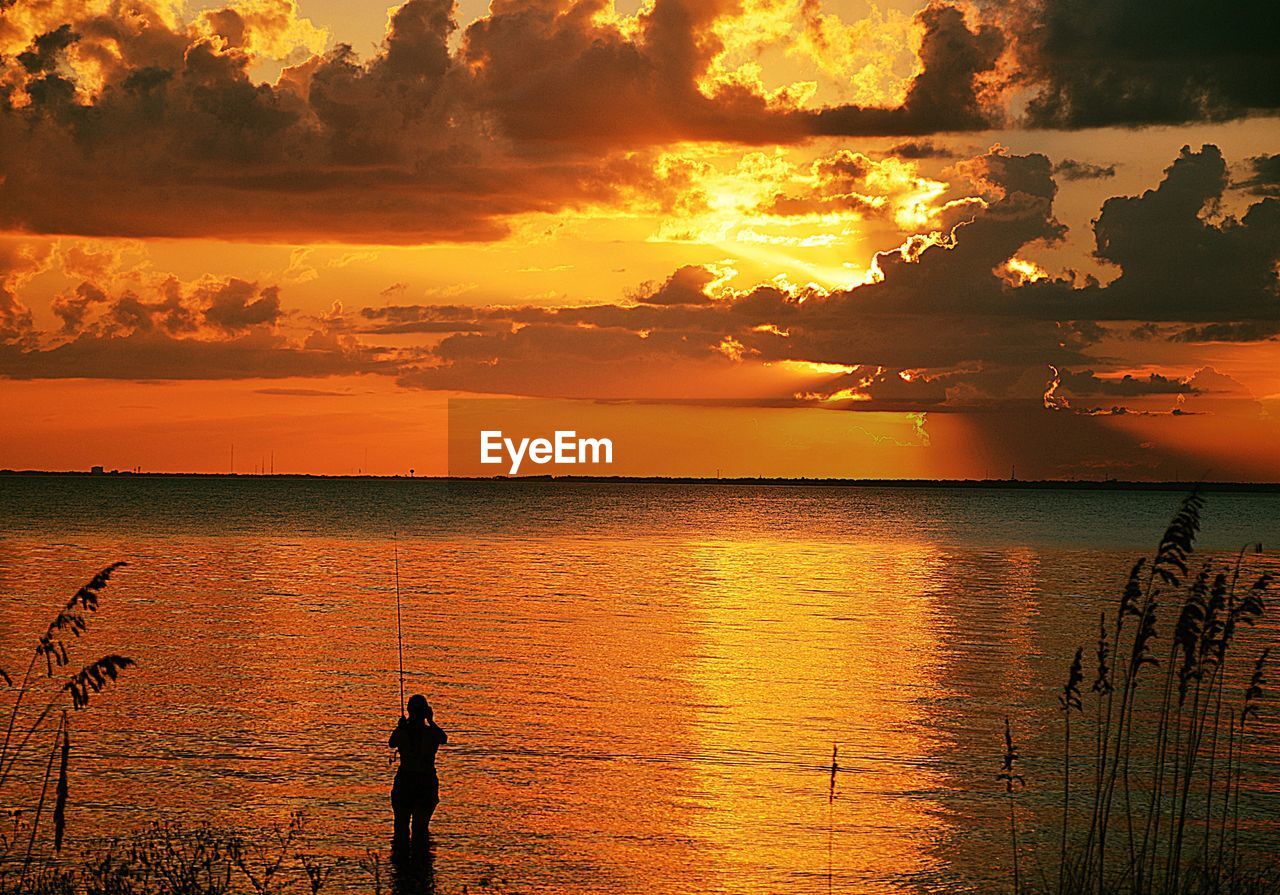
[{"left": 3, "top": 469, "right": 1280, "bottom": 492}]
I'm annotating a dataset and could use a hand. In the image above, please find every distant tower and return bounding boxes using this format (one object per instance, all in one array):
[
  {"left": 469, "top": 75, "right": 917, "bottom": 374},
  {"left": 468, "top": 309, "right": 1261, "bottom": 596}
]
[{"left": 409, "top": 468, "right": 415, "bottom": 478}]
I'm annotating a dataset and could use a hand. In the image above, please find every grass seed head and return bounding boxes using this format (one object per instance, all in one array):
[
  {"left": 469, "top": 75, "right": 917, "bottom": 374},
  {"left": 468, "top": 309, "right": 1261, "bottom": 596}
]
[
  {"left": 1060, "top": 647, "right": 1084, "bottom": 713},
  {"left": 66, "top": 655, "right": 136, "bottom": 711}
]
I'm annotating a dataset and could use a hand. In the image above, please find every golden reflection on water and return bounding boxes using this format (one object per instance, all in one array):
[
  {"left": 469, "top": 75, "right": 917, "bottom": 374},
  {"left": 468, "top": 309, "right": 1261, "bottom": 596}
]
[{"left": 683, "top": 539, "right": 950, "bottom": 893}]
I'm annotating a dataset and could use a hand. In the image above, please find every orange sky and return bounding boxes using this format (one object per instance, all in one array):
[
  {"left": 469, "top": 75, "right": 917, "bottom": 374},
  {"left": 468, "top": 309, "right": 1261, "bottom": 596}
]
[{"left": 1, "top": 0, "right": 1278, "bottom": 478}]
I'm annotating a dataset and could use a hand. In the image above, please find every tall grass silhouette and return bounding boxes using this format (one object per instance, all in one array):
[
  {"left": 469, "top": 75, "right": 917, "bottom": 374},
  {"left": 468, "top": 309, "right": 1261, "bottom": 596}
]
[
  {"left": 1000, "top": 494, "right": 1276, "bottom": 894},
  {"left": 0, "top": 563, "right": 135, "bottom": 886},
  {"left": 1000, "top": 716, "right": 1027, "bottom": 894}
]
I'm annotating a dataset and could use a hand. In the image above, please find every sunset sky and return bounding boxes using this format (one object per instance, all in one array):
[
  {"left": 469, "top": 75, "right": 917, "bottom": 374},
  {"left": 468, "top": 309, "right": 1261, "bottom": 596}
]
[{"left": 1, "top": 0, "right": 1278, "bottom": 478}]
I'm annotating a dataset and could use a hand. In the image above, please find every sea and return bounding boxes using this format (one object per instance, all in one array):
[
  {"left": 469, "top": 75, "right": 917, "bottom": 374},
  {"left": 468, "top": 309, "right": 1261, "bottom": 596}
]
[{"left": 1, "top": 476, "right": 1278, "bottom": 893}]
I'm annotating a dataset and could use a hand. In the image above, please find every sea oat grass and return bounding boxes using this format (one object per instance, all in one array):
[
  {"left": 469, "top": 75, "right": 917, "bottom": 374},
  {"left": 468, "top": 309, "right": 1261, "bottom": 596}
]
[
  {"left": 1001, "top": 494, "right": 1278, "bottom": 895},
  {"left": 1, "top": 566, "right": 134, "bottom": 871}
]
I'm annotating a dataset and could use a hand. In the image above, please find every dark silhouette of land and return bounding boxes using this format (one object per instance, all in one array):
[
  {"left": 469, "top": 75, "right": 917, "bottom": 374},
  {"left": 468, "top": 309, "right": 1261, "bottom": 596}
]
[{"left": 3, "top": 469, "right": 1280, "bottom": 492}]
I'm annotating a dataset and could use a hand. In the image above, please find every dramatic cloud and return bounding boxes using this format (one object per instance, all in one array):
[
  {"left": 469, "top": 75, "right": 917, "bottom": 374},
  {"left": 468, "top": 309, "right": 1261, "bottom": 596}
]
[
  {"left": 2, "top": 139, "right": 1277, "bottom": 427},
  {"left": 389, "top": 148, "right": 1081, "bottom": 403},
  {"left": 634, "top": 265, "right": 720, "bottom": 305},
  {"left": 359, "top": 304, "right": 494, "bottom": 335},
  {"left": 11, "top": 0, "right": 1272, "bottom": 244},
  {"left": 759, "top": 149, "right": 957, "bottom": 228},
  {"left": 379, "top": 145, "right": 1279, "bottom": 409},
  {"left": 202, "top": 280, "right": 284, "bottom": 332},
  {"left": 1, "top": 263, "right": 397, "bottom": 380},
  {"left": 885, "top": 140, "right": 961, "bottom": 160},
  {"left": 0, "top": 0, "right": 670, "bottom": 241},
  {"left": 810, "top": 3, "right": 1005, "bottom": 137},
  {"left": 1238, "top": 155, "right": 1280, "bottom": 198},
  {"left": 1087, "top": 145, "right": 1280, "bottom": 322},
  {"left": 0, "top": 242, "right": 50, "bottom": 346},
  {"left": 1055, "top": 370, "right": 1195, "bottom": 397},
  {"left": 0, "top": 330, "right": 391, "bottom": 380},
  {"left": 1169, "top": 322, "right": 1280, "bottom": 343},
  {"left": 1001, "top": 0, "right": 1280, "bottom": 128},
  {"left": 1052, "top": 159, "right": 1116, "bottom": 181}
]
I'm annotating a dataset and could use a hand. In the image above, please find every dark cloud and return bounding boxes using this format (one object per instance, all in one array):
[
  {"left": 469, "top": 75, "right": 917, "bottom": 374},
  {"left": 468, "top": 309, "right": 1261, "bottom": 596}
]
[
  {"left": 376, "top": 0, "right": 453, "bottom": 84},
  {"left": 0, "top": 0, "right": 668, "bottom": 242},
  {"left": 16, "top": 23, "right": 78, "bottom": 74},
  {"left": 889, "top": 141, "right": 1280, "bottom": 348},
  {"left": 458, "top": 0, "right": 788, "bottom": 146},
  {"left": 1056, "top": 370, "right": 1194, "bottom": 397},
  {"left": 856, "top": 148, "right": 1067, "bottom": 317},
  {"left": 51, "top": 282, "right": 109, "bottom": 334},
  {"left": 201, "top": 279, "right": 284, "bottom": 332},
  {"left": 0, "top": 330, "right": 392, "bottom": 380},
  {"left": 884, "top": 140, "right": 960, "bottom": 159},
  {"left": 0, "top": 287, "right": 36, "bottom": 347},
  {"left": 1170, "top": 321, "right": 1280, "bottom": 343},
  {"left": 1052, "top": 159, "right": 1116, "bottom": 181},
  {"left": 1002, "top": 0, "right": 1280, "bottom": 128},
  {"left": 49, "top": 275, "right": 285, "bottom": 338},
  {"left": 254, "top": 387, "right": 354, "bottom": 396},
  {"left": 1237, "top": 154, "right": 1280, "bottom": 198},
  {"left": 462, "top": 0, "right": 1013, "bottom": 142},
  {"left": 1086, "top": 145, "right": 1280, "bottom": 321},
  {"left": 0, "top": 266, "right": 400, "bottom": 381},
  {"left": 633, "top": 265, "right": 718, "bottom": 305}
]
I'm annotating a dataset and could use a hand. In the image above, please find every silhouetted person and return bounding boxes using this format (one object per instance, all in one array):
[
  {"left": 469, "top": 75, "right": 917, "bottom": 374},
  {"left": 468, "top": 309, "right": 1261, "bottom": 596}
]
[{"left": 390, "top": 694, "right": 447, "bottom": 865}]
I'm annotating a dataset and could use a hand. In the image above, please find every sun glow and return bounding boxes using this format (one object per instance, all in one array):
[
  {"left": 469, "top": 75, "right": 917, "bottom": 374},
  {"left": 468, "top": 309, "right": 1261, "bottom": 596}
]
[
  {"left": 1003, "top": 257, "right": 1049, "bottom": 285},
  {"left": 649, "top": 146, "right": 967, "bottom": 291},
  {"left": 691, "top": 0, "right": 926, "bottom": 108}
]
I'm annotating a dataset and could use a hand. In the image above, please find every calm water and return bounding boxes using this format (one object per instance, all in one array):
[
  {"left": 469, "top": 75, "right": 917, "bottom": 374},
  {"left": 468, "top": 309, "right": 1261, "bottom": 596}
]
[{"left": 1, "top": 477, "right": 1278, "bottom": 893}]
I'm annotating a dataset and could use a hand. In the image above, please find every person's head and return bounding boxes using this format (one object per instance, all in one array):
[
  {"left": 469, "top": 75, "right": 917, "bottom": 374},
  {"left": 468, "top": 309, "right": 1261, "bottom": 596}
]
[{"left": 406, "top": 694, "right": 432, "bottom": 722}]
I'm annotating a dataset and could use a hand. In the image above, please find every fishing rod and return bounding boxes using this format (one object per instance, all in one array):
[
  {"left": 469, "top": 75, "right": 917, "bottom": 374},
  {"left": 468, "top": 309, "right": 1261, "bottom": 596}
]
[{"left": 394, "top": 531, "right": 405, "bottom": 717}]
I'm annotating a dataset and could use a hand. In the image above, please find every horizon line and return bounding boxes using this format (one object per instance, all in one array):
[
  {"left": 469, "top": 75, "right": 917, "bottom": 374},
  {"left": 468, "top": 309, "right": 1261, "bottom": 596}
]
[{"left": 3, "top": 469, "right": 1280, "bottom": 492}]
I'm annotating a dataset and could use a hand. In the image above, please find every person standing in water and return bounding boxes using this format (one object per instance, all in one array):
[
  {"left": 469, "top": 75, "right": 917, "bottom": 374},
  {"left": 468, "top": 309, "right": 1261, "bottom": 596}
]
[{"left": 390, "top": 694, "right": 448, "bottom": 864}]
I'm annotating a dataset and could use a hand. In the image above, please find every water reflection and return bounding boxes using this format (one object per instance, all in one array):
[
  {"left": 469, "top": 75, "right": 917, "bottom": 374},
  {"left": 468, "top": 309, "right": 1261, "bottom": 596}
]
[
  {"left": 392, "top": 841, "right": 436, "bottom": 895},
  {"left": 682, "top": 539, "right": 952, "bottom": 893}
]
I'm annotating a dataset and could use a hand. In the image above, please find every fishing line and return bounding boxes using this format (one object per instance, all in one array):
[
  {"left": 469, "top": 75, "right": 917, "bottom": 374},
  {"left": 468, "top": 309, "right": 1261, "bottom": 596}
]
[{"left": 394, "top": 531, "right": 405, "bottom": 716}]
